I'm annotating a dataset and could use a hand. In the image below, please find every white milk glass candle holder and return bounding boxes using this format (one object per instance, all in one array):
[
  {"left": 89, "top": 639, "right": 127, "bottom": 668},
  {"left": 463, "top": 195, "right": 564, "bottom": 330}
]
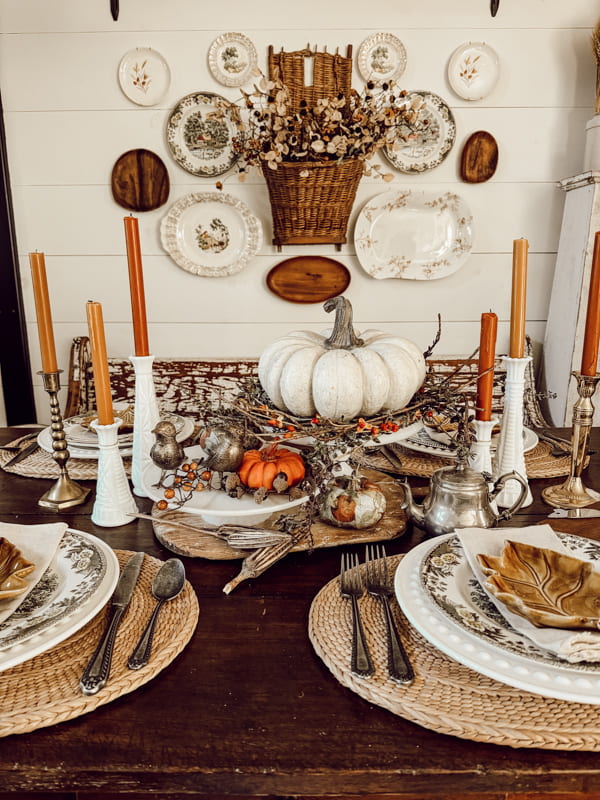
[
  {"left": 130, "top": 354, "right": 160, "bottom": 498},
  {"left": 91, "top": 419, "right": 138, "bottom": 527}
]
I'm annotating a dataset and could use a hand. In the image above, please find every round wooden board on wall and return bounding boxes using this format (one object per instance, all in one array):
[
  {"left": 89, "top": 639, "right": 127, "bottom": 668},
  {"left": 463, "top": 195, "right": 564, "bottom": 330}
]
[
  {"left": 266, "top": 256, "right": 351, "bottom": 303},
  {"left": 111, "top": 148, "right": 170, "bottom": 211},
  {"left": 460, "top": 131, "right": 498, "bottom": 183}
]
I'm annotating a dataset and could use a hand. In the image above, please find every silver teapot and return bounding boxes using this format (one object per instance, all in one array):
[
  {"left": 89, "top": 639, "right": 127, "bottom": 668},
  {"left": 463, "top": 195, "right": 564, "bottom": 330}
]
[{"left": 400, "top": 462, "right": 528, "bottom": 537}]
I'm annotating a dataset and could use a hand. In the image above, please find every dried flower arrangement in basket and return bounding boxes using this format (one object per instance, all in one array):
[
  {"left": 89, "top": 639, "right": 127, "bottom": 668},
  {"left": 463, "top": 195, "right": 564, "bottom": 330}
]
[{"left": 224, "top": 45, "right": 428, "bottom": 248}]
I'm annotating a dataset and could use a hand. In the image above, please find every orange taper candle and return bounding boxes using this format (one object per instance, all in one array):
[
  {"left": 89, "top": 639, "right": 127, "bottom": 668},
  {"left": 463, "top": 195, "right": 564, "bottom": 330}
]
[
  {"left": 581, "top": 231, "right": 600, "bottom": 376},
  {"left": 124, "top": 215, "right": 150, "bottom": 357},
  {"left": 476, "top": 312, "right": 498, "bottom": 421},
  {"left": 86, "top": 301, "right": 114, "bottom": 425},
  {"left": 29, "top": 252, "right": 58, "bottom": 373},
  {"left": 509, "top": 238, "right": 528, "bottom": 358}
]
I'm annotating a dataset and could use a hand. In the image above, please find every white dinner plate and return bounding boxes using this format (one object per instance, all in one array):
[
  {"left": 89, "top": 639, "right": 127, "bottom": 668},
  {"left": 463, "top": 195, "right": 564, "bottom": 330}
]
[
  {"left": 118, "top": 47, "right": 171, "bottom": 106},
  {"left": 0, "top": 529, "right": 119, "bottom": 672},
  {"left": 398, "top": 421, "right": 539, "bottom": 459},
  {"left": 394, "top": 533, "right": 600, "bottom": 703},
  {"left": 354, "top": 188, "right": 473, "bottom": 281},
  {"left": 38, "top": 411, "right": 194, "bottom": 460},
  {"left": 447, "top": 41, "right": 500, "bottom": 101}
]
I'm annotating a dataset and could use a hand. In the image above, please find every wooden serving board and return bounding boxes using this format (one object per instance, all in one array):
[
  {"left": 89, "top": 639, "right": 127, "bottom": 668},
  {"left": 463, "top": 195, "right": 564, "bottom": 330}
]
[
  {"left": 460, "top": 130, "right": 498, "bottom": 183},
  {"left": 151, "top": 469, "right": 407, "bottom": 559},
  {"left": 266, "top": 256, "right": 351, "bottom": 303},
  {"left": 111, "top": 148, "right": 170, "bottom": 211}
]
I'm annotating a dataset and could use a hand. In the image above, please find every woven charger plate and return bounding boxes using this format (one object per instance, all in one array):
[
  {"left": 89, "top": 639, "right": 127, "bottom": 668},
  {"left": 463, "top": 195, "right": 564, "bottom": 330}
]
[
  {"left": 309, "top": 554, "right": 600, "bottom": 750},
  {"left": 0, "top": 550, "right": 199, "bottom": 737},
  {"left": 0, "top": 436, "right": 130, "bottom": 480},
  {"left": 357, "top": 440, "right": 578, "bottom": 480},
  {"left": 151, "top": 469, "right": 407, "bottom": 559}
]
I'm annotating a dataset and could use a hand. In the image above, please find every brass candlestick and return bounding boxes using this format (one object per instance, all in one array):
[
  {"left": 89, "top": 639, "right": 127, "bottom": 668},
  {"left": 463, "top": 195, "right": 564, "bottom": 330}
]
[
  {"left": 542, "top": 371, "right": 600, "bottom": 509},
  {"left": 38, "top": 371, "right": 90, "bottom": 510}
]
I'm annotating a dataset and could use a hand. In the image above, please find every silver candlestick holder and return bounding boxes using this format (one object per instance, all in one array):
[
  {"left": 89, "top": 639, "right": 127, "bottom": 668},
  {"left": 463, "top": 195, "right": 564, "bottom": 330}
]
[
  {"left": 542, "top": 371, "right": 600, "bottom": 509},
  {"left": 38, "top": 371, "right": 90, "bottom": 510},
  {"left": 493, "top": 355, "right": 533, "bottom": 508},
  {"left": 90, "top": 418, "right": 138, "bottom": 527},
  {"left": 130, "top": 354, "right": 160, "bottom": 498}
]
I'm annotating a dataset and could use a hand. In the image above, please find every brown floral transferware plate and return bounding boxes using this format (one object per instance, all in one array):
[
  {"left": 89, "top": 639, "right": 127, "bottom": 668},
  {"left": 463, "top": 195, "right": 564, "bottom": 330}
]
[
  {"left": 0, "top": 538, "right": 35, "bottom": 600},
  {"left": 477, "top": 540, "right": 600, "bottom": 630}
]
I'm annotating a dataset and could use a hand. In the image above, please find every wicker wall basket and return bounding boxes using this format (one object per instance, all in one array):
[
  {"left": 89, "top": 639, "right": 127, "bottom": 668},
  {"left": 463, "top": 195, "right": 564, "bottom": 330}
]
[{"left": 262, "top": 158, "right": 364, "bottom": 250}]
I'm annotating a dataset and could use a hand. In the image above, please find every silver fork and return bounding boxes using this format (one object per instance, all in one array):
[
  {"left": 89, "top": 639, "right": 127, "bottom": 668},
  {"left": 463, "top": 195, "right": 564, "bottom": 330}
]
[
  {"left": 365, "top": 544, "right": 414, "bottom": 684},
  {"left": 339, "top": 552, "right": 374, "bottom": 678}
]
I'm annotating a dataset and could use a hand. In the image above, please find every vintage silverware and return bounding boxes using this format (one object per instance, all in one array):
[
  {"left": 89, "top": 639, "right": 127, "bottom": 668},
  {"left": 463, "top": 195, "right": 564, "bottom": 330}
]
[
  {"left": 4, "top": 439, "right": 40, "bottom": 467},
  {"left": 538, "top": 431, "right": 572, "bottom": 457},
  {"left": 80, "top": 551, "right": 144, "bottom": 695},
  {"left": 548, "top": 507, "right": 600, "bottom": 519},
  {"left": 339, "top": 552, "right": 374, "bottom": 678},
  {"left": 364, "top": 544, "right": 413, "bottom": 685},
  {"left": 128, "top": 558, "right": 185, "bottom": 670},
  {"left": 0, "top": 431, "right": 39, "bottom": 453}
]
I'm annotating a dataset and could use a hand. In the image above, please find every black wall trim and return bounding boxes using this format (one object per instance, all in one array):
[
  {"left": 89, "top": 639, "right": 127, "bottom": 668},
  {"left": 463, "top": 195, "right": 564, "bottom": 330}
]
[{"left": 0, "top": 92, "right": 35, "bottom": 424}]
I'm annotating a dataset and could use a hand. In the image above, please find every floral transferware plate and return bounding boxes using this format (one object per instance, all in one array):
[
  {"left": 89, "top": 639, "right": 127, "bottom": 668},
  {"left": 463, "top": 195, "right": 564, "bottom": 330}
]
[
  {"left": 354, "top": 188, "right": 473, "bottom": 280},
  {"left": 0, "top": 529, "right": 119, "bottom": 672},
  {"left": 118, "top": 47, "right": 171, "bottom": 106},
  {"left": 357, "top": 32, "right": 407, "bottom": 84},
  {"left": 37, "top": 407, "right": 194, "bottom": 460},
  {"left": 208, "top": 32, "right": 258, "bottom": 87},
  {"left": 160, "top": 191, "right": 262, "bottom": 277},
  {"left": 0, "top": 539, "right": 34, "bottom": 600},
  {"left": 166, "top": 92, "right": 243, "bottom": 177},
  {"left": 383, "top": 90, "right": 456, "bottom": 173},
  {"left": 447, "top": 41, "right": 500, "bottom": 101},
  {"left": 398, "top": 421, "right": 538, "bottom": 458},
  {"left": 394, "top": 533, "right": 600, "bottom": 703}
]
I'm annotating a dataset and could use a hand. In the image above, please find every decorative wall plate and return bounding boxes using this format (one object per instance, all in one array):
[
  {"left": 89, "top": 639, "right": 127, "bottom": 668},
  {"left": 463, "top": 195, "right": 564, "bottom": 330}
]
[
  {"left": 160, "top": 192, "right": 262, "bottom": 277},
  {"left": 394, "top": 532, "right": 600, "bottom": 703},
  {"left": 208, "top": 32, "right": 258, "bottom": 87},
  {"left": 266, "top": 256, "right": 351, "bottom": 303},
  {"left": 357, "top": 32, "right": 407, "bottom": 84},
  {"left": 354, "top": 188, "right": 473, "bottom": 280},
  {"left": 383, "top": 90, "right": 456, "bottom": 173},
  {"left": 0, "top": 530, "right": 119, "bottom": 672},
  {"left": 118, "top": 47, "right": 171, "bottom": 106},
  {"left": 166, "top": 92, "right": 243, "bottom": 177},
  {"left": 447, "top": 41, "right": 500, "bottom": 101}
]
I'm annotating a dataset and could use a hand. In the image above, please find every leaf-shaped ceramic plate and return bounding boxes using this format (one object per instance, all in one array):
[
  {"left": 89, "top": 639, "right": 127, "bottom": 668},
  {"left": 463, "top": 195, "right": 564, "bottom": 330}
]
[
  {"left": 477, "top": 540, "right": 600, "bottom": 630},
  {"left": 0, "top": 538, "right": 35, "bottom": 600}
]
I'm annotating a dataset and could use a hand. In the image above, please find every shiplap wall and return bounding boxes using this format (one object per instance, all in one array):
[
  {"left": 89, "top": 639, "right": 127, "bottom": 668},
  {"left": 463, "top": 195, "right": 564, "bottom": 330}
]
[{"left": 0, "top": 0, "right": 597, "bottom": 424}]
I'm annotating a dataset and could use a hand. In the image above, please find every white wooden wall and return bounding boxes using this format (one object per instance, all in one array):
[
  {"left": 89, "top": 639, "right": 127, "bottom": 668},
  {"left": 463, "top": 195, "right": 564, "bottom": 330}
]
[{"left": 0, "top": 0, "right": 597, "bottom": 423}]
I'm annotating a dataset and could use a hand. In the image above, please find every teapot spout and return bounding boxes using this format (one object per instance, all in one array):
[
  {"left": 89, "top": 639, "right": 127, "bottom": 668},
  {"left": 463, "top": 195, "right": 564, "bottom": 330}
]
[{"left": 400, "top": 480, "right": 425, "bottom": 526}]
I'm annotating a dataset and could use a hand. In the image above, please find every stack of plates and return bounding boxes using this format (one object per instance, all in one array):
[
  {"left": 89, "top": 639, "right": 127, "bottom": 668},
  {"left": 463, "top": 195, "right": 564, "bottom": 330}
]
[
  {"left": 37, "top": 405, "right": 194, "bottom": 460},
  {"left": 394, "top": 532, "right": 600, "bottom": 703},
  {"left": 0, "top": 529, "right": 119, "bottom": 672},
  {"left": 398, "top": 420, "right": 538, "bottom": 459}
]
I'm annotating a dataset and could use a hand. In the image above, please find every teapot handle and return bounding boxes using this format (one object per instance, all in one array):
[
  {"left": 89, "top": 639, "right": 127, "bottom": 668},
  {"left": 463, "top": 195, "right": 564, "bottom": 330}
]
[{"left": 489, "top": 470, "right": 528, "bottom": 521}]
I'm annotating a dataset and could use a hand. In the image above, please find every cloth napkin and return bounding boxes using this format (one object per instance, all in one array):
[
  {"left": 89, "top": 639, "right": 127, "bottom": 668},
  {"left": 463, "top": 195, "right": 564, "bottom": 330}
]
[
  {"left": 0, "top": 520, "right": 68, "bottom": 627},
  {"left": 458, "top": 524, "right": 600, "bottom": 664}
]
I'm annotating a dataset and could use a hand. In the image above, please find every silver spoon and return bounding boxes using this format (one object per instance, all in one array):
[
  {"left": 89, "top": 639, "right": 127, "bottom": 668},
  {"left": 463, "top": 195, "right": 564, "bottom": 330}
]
[{"left": 127, "top": 558, "right": 185, "bottom": 670}]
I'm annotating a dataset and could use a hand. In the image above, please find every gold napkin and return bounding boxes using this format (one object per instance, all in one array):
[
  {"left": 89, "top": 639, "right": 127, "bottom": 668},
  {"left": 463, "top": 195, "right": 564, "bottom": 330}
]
[
  {"left": 0, "top": 521, "right": 68, "bottom": 627},
  {"left": 458, "top": 524, "right": 600, "bottom": 664}
]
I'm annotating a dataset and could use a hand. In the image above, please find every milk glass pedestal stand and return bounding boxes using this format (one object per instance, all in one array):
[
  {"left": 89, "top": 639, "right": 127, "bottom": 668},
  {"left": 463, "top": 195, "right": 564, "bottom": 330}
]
[
  {"left": 38, "top": 371, "right": 90, "bottom": 510},
  {"left": 130, "top": 354, "right": 160, "bottom": 498},
  {"left": 90, "top": 418, "right": 138, "bottom": 526},
  {"left": 542, "top": 372, "right": 600, "bottom": 509},
  {"left": 493, "top": 356, "right": 533, "bottom": 508},
  {"left": 469, "top": 416, "right": 497, "bottom": 475}
]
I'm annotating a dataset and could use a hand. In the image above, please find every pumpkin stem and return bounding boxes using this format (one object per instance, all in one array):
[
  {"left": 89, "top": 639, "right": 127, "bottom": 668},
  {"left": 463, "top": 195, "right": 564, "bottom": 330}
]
[{"left": 323, "top": 296, "right": 364, "bottom": 350}]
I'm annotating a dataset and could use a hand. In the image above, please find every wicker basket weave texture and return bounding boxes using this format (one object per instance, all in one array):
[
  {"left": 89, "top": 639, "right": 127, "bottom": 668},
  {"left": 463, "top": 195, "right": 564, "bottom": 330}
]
[{"left": 267, "top": 45, "right": 353, "bottom": 111}]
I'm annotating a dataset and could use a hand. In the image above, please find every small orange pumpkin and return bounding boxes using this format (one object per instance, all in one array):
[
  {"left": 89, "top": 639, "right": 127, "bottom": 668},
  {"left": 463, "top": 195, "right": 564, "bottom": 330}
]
[{"left": 237, "top": 444, "right": 305, "bottom": 491}]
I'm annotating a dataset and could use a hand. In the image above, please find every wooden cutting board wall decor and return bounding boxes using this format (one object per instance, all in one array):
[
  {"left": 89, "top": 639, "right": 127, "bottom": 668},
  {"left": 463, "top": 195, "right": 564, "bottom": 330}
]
[
  {"left": 460, "top": 131, "right": 498, "bottom": 183},
  {"left": 111, "top": 148, "right": 170, "bottom": 211},
  {"left": 266, "top": 256, "right": 351, "bottom": 303}
]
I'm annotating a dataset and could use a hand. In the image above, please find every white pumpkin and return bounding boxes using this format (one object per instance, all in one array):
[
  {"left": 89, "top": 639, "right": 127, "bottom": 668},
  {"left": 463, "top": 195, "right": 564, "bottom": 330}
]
[
  {"left": 318, "top": 475, "right": 387, "bottom": 529},
  {"left": 258, "top": 296, "right": 426, "bottom": 421}
]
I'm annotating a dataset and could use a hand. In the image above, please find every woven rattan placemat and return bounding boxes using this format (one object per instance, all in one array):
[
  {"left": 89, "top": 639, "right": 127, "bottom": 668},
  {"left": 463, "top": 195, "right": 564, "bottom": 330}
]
[
  {"left": 0, "top": 550, "right": 199, "bottom": 737},
  {"left": 356, "top": 440, "right": 578, "bottom": 480},
  {"left": 309, "top": 554, "right": 600, "bottom": 750},
  {"left": 0, "top": 436, "right": 130, "bottom": 480}
]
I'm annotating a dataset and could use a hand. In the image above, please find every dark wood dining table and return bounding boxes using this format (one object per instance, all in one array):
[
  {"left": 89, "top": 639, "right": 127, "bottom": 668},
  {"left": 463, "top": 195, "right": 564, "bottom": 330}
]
[{"left": 2, "top": 425, "right": 600, "bottom": 800}]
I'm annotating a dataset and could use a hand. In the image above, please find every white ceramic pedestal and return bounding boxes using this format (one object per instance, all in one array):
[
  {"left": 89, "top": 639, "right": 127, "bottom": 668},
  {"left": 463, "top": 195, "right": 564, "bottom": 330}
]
[
  {"left": 469, "top": 416, "right": 497, "bottom": 476},
  {"left": 493, "top": 356, "right": 533, "bottom": 508},
  {"left": 130, "top": 354, "right": 160, "bottom": 498},
  {"left": 91, "top": 419, "right": 138, "bottom": 527}
]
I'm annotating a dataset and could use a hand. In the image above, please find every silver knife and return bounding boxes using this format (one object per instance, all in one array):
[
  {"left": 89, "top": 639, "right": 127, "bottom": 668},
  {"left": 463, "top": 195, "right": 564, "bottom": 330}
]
[
  {"left": 80, "top": 551, "right": 144, "bottom": 695},
  {"left": 4, "top": 438, "right": 40, "bottom": 467}
]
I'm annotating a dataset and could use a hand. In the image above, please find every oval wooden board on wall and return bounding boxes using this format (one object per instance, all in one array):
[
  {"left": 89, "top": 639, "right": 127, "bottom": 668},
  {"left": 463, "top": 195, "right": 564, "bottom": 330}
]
[
  {"left": 111, "top": 148, "right": 170, "bottom": 211},
  {"left": 460, "top": 131, "right": 498, "bottom": 183},
  {"left": 266, "top": 256, "right": 351, "bottom": 303}
]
